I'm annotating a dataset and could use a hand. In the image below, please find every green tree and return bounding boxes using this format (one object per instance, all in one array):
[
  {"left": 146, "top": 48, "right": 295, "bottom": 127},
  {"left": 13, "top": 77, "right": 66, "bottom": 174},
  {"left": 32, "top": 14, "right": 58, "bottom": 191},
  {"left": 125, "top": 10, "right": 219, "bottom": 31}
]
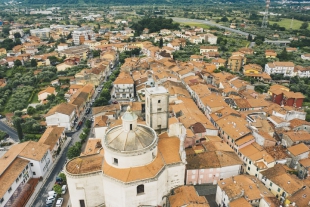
[
  {"left": 31, "top": 59, "right": 37, "bottom": 67},
  {"left": 159, "top": 38, "right": 163, "bottom": 48},
  {"left": 58, "top": 173, "right": 67, "bottom": 183},
  {"left": 221, "top": 16, "right": 229, "bottom": 22},
  {"left": 53, "top": 184, "right": 62, "bottom": 196},
  {"left": 278, "top": 48, "right": 288, "bottom": 61},
  {"left": 13, "top": 117, "right": 23, "bottom": 140},
  {"left": 27, "top": 106, "right": 36, "bottom": 115},
  {"left": 248, "top": 34, "right": 253, "bottom": 41},
  {"left": 300, "top": 22, "right": 309, "bottom": 30},
  {"left": 67, "top": 142, "right": 82, "bottom": 159},
  {"left": 14, "top": 59, "right": 22, "bottom": 67},
  {"left": 14, "top": 32, "right": 21, "bottom": 38}
]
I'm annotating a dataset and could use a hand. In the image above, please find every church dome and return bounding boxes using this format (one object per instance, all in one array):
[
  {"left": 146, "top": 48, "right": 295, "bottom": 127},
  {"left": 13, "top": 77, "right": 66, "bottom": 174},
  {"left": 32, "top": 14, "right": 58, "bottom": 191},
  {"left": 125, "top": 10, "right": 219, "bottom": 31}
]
[{"left": 104, "top": 106, "right": 157, "bottom": 153}]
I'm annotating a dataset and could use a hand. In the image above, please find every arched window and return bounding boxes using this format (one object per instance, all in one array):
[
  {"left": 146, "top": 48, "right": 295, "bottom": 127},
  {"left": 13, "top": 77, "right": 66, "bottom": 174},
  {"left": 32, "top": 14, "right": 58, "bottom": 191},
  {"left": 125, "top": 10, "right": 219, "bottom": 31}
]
[{"left": 137, "top": 184, "right": 144, "bottom": 195}]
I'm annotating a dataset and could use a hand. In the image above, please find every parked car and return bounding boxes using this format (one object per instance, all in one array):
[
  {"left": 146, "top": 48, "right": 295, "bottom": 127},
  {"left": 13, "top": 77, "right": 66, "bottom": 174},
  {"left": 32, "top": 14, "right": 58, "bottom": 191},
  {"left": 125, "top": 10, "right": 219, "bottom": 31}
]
[
  {"left": 46, "top": 196, "right": 55, "bottom": 204},
  {"left": 55, "top": 198, "right": 64, "bottom": 207},
  {"left": 112, "top": 101, "right": 118, "bottom": 104},
  {"left": 48, "top": 191, "right": 57, "bottom": 198},
  {"left": 55, "top": 177, "right": 63, "bottom": 185},
  {"left": 86, "top": 108, "right": 91, "bottom": 114},
  {"left": 61, "top": 185, "right": 67, "bottom": 195},
  {"left": 76, "top": 125, "right": 81, "bottom": 130}
]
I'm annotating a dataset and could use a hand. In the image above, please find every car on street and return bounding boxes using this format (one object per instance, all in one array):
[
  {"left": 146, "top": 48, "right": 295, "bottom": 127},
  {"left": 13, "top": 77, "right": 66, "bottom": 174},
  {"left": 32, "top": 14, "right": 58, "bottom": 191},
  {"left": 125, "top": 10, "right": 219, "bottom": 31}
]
[
  {"left": 61, "top": 185, "right": 67, "bottom": 195},
  {"left": 112, "top": 101, "right": 118, "bottom": 104},
  {"left": 55, "top": 198, "right": 64, "bottom": 207},
  {"left": 86, "top": 108, "right": 91, "bottom": 114},
  {"left": 48, "top": 191, "right": 57, "bottom": 198},
  {"left": 46, "top": 196, "right": 55, "bottom": 204}
]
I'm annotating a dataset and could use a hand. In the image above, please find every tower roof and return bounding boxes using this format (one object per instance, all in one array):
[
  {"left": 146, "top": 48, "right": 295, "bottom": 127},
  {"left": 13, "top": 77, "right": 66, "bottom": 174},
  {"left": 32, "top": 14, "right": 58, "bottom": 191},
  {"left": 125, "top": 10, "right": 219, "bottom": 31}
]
[{"left": 122, "top": 106, "right": 138, "bottom": 122}]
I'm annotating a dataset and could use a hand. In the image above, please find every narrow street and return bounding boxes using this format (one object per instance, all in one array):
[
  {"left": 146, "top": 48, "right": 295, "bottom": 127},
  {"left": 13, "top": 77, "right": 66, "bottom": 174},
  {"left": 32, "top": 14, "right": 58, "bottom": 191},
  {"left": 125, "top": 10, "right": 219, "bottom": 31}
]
[{"left": 0, "top": 120, "right": 19, "bottom": 142}]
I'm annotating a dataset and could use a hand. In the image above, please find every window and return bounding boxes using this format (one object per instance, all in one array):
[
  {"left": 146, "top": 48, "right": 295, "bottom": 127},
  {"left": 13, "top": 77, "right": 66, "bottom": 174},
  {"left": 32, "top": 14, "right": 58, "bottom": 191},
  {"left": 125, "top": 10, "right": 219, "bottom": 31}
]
[
  {"left": 137, "top": 184, "right": 144, "bottom": 195},
  {"left": 277, "top": 188, "right": 280, "bottom": 192},
  {"left": 79, "top": 200, "right": 86, "bottom": 207},
  {"left": 130, "top": 124, "right": 132, "bottom": 130},
  {"left": 113, "top": 158, "right": 118, "bottom": 165},
  {"left": 270, "top": 182, "right": 273, "bottom": 187},
  {"left": 157, "top": 108, "right": 162, "bottom": 111},
  {"left": 158, "top": 100, "right": 161, "bottom": 103},
  {"left": 0, "top": 198, "right": 3, "bottom": 204},
  {"left": 249, "top": 161, "right": 252, "bottom": 164},
  {"left": 30, "top": 163, "right": 33, "bottom": 167},
  {"left": 8, "top": 187, "right": 12, "bottom": 193},
  {"left": 157, "top": 125, "right": 161, "bottom": 128},
  {"left": 33, "top": 172, "right": 36, "bottom": 175},
  {"left": 16, "top": 178, "right": 19, "bottom": 183},
  {"left": 248, "top": 167, "right": 250, "bottom": 171}
]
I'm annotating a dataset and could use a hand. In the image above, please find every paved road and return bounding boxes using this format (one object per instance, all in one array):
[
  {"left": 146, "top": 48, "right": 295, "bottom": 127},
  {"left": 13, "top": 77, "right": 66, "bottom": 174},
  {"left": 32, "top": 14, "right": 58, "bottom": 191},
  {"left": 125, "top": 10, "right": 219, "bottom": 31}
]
[
  {"left": 172, "top": 17, "right": 254, "bottom": 37},
  {"left": 0, "top": 120, "right": 19, "bottom": 142}
]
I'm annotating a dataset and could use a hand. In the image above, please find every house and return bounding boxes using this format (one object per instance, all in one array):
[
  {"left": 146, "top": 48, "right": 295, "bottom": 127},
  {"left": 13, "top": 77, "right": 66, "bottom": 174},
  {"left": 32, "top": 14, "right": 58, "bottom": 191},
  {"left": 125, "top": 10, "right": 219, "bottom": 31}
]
[
  {"left": 261, "top": 164, "right": 304, "bottom": 202},
  {"left": 294, "top": 65, "right": 310, "bottom": 78},
  {"left": 200, "top": 46, "right": 218, "bottom": 54},
  {"left": 38, "top": 86, "right": 57, "bottom": 103},
  {"left": 190, "top": 36, "right": 203, "bottom": 44},
  {"left": 0, "top": 141, "right": 52, "bottom": 207},
  {"left": 0, "top": 48, "right": 6, "bottom": 56},
  {"left": 211, "top": 58, "right": 226, "bottom": 69},
  {"left": 286, "top": 186, "right": 310, "bottom": 207},
  {"left": 45, "top": 103, "right": 77, "bottom": 131},
  {"left": 75, "top": 67, "right": 105, "bottom": 86},
  {"left": 287, "top": 143, "right": 310, "bottom": 169},
  {"left": 205, "top": 33, "right": 218, "bottom": 45},
  {"left": 265, "top": 50, "right": 277, "bottom": 58},
  {"left": 268, "top": 84, "right": 304, "bottom": 108},
  {"left": 238, "top": 47, "right": 254, "bottom": 55},
  {"left": 289, "top": 119, "right": 310, "bottom": 133},
  {"left": 111, "top": 72, "right": 134, "bottom": 101},
  {"left": 301, "top": 54, "right": 310, "bottom": 60},
  {"left": 69, "top": 91, "right": 89, "bottom": 117},
  {"left": 186, "top": 143, "right": 242, "bottom": 185},
  {"left": 190, "top": 55, "right": 203, "bottom": 62},
  {"left": 264, "top": 62, "right": 295, "bottom": 76},
  {"left": 215, "top": 175, "right": 277, "bottom": 207},
  {"left": 281, "top": 131, "right": 310, "bottom": 147},
  {"left": 286, "top": 47, "right": 297, "bottom": 52},
  {"left": 227, "top": 53, "right": 246, "bottom": 72},
  {"left": 38, "top": 126, "right": 66, "bottom": 160},
  {"left": 243, "top": 64, "right": 262, "bottom": 75},
  {"left": 169, "top": 186, "right": 210, "bottom": 207}
]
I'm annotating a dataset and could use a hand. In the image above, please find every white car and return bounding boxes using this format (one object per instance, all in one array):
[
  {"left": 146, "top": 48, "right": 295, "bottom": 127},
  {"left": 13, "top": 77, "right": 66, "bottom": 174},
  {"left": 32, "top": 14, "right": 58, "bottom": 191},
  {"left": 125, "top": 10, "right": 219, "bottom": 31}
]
[
  {"left": 46, "top": 196, "right": 55, "bottom": 204},
  {"left": 61, "top": 185, "right": 67, "bottom": 195},
  {"left": 55, "top": 198, "right": 64, "bottom": 207}
]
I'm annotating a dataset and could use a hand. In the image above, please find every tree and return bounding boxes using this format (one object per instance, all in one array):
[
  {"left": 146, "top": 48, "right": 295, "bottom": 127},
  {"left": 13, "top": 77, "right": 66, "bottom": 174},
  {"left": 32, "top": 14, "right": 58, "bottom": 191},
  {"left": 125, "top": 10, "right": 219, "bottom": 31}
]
[
  {"left": 221, "top": 16, "right": 229, "bottom": 22},
  {"left": 67, "top": 32, "right": 72, "bottom": 40},
  {"left": 27, "top": 106, "right": 36, "bottom": 115},
  {"left": 30, "top": 59, "right": 37, "bottom": 67},
  {"left": 14, "top": 59, "right": 22, "bottom": 67},
  {"left": 67, "top": 142, "right": 82, "bottom": 159},
  {"left": 159, "top": 37, "right": 163, "bottom": 48},
  {"left": 13, "top": 117, "right": 23, "bottom": 140},
  {"left": 53, "top": 184, "right": 62, "bottom": 196},
  {"left": 278, "top": 48, "right": 288, "bottom": 61},
  {"left": 14, "top": 32, "right": 21, "bottom": 38},
  {"left": 300, "top": 22, "right": 309, "bottom": 30},
  {"left": 248, "top": 34, "right": 253, "bottom": 41},
  {"left": 58, "top": 173, "right": 67, "bottom": 183}
]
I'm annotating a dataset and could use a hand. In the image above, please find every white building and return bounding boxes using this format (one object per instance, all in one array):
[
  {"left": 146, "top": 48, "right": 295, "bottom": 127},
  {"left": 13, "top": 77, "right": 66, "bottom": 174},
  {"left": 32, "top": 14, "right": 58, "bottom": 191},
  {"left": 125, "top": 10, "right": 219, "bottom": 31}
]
[
  {"left": 30, "top": 28, "right": 51, "bottom": 39},
  {"left": 64, "top": 107, "right": 186, "bottom": 207},
  {"left": 145, "top": 85, "right": 169, "bottom": 132},
  {"left": 45, "top": 103, "right": 77, "bottom": 131},
  {"left": 111, "top": 72, "right": 134, "bottom": 101},
  {"left": 72, "top": 27, "right": 95, "bottom": 45},
  {"left": 264, "top": 62, "right": 295, "bottom": 76},
  {"left": 0, "top": 141, "right": 52, "bottom": 207}
]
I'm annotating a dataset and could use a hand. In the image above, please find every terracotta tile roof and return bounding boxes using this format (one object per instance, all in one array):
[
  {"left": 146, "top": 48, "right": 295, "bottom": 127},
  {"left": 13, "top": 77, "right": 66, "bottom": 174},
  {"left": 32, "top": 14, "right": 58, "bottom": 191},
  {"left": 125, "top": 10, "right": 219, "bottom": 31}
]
[
  {"left": 169, "top": 186, "right": 210, "bottom": 207},
  {"left": 92, "top": 104, "right": 120, "bottom": 116},
  {"left": 38, "top": 126, "right": 65, "bottom": 151},
  {"left": 216, "top": 115, "right": 251, "bottom": 140},
  {"left": 299, "top": 158, "right": 310, "bottom": 167},
  {"left": 239, "top": 143, "right": 264, "bottom": 158},
  {"left": 265, "top": 145, "right": 289, "bottom": 160},
  {"left": 235, "top": 134, "right": 255, "bottom": 146},
  {"left": 287, "top": 143, "right": 309, "bottom": 157},
  {"left": 45, "top": 103, "right": 76, "bottom": 117},
  {"left": 114, "top": 72, "right": 134, "bottom": 84},
  {"left": 69, "top": 91, "right": 89, "bottom": 108},
  {"left": 81, "top": 138, "right": 102, "bottom": 156},
  {"left": 261, "top": 164, "right": 304, "bottom": 195},
  {"left": 19, "top": 141, "right": 50, "bottom": 161},
  {"left": 38, "top": 86, "right": 55, "bottom": 95},
  {"left": 66, "top": 151, "right": 104, "bottom": 174},
  {"left": 0, "top": 157, "right": 30, "bottom": 198},
  {"left": 284, "top": 131, "right": 310, "bottom": 142},
  {"left": 94, "top": 115, "right": 109, "bottom": 127},
  {"left": 287, "top": 186, "right": 310, "bottom": 207},
  {"left": 229, "top": 197, "right": 251, "bottom": 207}
]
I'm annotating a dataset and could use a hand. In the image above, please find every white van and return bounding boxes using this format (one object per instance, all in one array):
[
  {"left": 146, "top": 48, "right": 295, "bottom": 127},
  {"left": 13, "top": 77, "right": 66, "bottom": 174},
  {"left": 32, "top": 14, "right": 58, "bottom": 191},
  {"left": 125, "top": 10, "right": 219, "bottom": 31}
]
[{"left": 48, "top": 191, "right": 57, "bottom": 197}]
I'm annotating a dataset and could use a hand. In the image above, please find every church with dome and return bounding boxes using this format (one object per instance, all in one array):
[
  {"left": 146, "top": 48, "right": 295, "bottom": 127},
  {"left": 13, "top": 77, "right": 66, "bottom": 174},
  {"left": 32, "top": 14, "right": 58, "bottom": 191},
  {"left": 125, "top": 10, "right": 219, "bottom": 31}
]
[{"left": 64, "top": 86, "right": 186, "bottom": 207}]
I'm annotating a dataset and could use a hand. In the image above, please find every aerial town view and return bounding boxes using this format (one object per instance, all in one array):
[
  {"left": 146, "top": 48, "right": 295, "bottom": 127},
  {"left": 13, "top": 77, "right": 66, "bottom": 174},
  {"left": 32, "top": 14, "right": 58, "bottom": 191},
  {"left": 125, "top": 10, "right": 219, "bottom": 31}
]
[{"left": 1, "top": 0, "right": 310, "bottom": 206}]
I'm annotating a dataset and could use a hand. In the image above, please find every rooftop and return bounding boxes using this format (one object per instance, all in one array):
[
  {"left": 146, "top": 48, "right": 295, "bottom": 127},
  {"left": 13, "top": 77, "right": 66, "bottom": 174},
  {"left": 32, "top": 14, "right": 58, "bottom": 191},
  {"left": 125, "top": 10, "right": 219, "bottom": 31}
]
[{"left": 169, "top": 186, "right": 210, "bottom": 207}]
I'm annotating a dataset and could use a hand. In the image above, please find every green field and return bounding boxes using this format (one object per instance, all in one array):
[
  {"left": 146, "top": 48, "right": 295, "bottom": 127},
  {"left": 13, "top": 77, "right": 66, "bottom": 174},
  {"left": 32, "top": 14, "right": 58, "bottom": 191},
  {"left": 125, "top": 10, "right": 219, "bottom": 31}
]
[
  {"left": 269, "top": 18, "right": 309, "bottom": 30},
  {"left": 177, "top": 21, "right": 210, "bottom": 29}
]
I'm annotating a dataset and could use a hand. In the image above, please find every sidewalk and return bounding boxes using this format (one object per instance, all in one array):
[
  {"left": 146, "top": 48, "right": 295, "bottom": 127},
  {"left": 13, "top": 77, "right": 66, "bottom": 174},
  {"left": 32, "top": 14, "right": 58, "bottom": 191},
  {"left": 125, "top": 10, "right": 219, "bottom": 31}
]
[{"left": 25, "top": 137, "right": 72, "bottom": 207}]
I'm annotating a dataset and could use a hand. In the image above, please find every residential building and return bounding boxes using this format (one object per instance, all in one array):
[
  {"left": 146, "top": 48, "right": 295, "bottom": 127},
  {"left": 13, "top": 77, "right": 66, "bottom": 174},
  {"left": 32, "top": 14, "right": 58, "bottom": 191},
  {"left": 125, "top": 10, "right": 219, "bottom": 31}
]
[
  {"left": 38, "top": 86, "right": 57, "bottom": 103},
  {"left": 64, "top": 108, "right": 186, "bottom": 207},
  {"left": 281, "top": 131, "right": 310, "bottom": 147},
  {"left": 72, "top": 27, "right": 95, "bottom": 45},
  {"left": 264, "top": 62, "right": 295, "bottom": 76},
  {"left": 30, "top": 28, "right": 51, "bottom": 39},
  {"left": 200, "top": 46, "right": 218, "bottom": 55},
  {"left": 111, "top": 72, "right": 134, "bottom": 101},
  {"left": 0, "top": 48, "right": 6, "bottom": 56},
  {"left": 169, "top": 186, "right": 210, "bottom": 207},
  {"left": 0, "top": 141, "right": 52, "bottom": 207},
  {"left": 59, "top": 45, "right": 90, "bottom": 60},
  {"left": 301, "top": 53, "right": 310, "bottom": 60},
  {"left": 287, "top": 143, "right": 310, "bottom": 169},
  {"left": 227, "top": 53, "right": 246, "bottom": 72},
  {"left": 38, "top": 126, "right": 66, "bottom": 160},
  {"left": 261, "top": 164, "right": 304, "bottom": 202},
  {"left": 45, "top": 103, "right": 77, "bottom": 131}
]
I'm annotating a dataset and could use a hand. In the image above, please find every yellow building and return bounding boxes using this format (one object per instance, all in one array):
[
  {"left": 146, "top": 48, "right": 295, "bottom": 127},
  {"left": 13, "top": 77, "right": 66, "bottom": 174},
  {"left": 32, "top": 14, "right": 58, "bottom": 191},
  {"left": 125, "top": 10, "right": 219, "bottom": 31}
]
[
  {"left": 243, "top": 64, "right": 262, "bottom": 74},
  {"left": 228, "top": 55, "right": 246, "bottom": 72},
  {"left": 0, "top": 48, "right": 7, "bottom": 56},
  {"left": 265, "top": 50, "right": 277, "bottom": 58}
]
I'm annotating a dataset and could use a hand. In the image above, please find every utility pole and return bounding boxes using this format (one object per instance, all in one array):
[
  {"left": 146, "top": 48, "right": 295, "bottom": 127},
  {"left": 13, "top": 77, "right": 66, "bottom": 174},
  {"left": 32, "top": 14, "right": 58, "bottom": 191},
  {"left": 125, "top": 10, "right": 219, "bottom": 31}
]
[{"left": 261, "top": 0, "right": 270, "bottom": 28}]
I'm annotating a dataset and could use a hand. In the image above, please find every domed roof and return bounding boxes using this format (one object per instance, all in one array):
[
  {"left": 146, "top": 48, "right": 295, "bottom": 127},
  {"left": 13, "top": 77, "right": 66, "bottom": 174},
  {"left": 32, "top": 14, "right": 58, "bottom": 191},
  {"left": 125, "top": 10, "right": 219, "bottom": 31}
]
[
  {"left": 105, "top": 125, "right": 156, "bottom": 152},
  {"left": 122, "top": 106, "right": 138, "bottom": 121}
]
